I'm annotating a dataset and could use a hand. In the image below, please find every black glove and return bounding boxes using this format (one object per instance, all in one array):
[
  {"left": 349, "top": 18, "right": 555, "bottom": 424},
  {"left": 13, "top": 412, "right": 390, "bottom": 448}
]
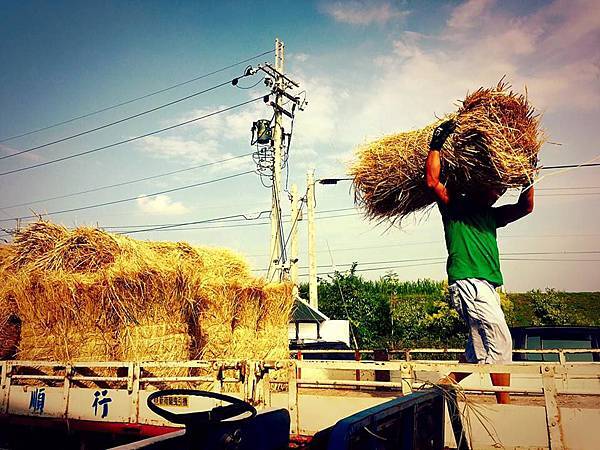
[{"left": 429, "top": 119, "right": 456, "bottom": 150}]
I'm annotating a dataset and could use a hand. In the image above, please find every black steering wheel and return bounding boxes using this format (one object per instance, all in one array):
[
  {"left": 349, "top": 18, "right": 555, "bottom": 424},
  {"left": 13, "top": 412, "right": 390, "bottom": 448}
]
[{"left": 147, "top": 389, "right": 257, "bottom": 426}]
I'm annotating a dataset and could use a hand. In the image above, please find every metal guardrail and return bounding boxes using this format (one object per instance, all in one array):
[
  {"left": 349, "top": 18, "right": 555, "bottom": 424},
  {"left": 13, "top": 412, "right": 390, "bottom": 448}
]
[{"left": 291, "top": 348, "right": 600, "bottom": 365}]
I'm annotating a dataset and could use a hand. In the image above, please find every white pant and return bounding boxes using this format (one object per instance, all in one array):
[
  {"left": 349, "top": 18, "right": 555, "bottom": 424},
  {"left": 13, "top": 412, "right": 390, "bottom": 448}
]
[{"left": 448, "top": 278, "right": 512, "bottom": 364}]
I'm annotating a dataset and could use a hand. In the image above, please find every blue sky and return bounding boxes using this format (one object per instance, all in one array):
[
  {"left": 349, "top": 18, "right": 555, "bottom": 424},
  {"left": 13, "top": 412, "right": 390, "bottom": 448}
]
[{"left": 1, "top": 0, "right": 599, "bottom": 291}]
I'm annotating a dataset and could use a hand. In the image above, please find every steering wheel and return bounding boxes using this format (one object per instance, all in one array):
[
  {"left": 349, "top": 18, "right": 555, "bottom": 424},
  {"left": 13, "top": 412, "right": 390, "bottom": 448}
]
[{"left": 147, "top": 389, "right": 257, "bottom": 426}]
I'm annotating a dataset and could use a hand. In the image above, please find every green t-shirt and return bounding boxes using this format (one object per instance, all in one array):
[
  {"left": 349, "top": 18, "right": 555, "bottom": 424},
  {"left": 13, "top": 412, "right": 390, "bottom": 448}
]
[{"left": 440, "top": 200, "right": 503, "bottom": 286}]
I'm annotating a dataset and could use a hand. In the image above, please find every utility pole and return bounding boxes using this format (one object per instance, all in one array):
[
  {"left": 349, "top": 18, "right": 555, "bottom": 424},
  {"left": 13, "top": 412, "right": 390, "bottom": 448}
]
[
  {"left": 290, "top": 183, "right": 300, "bottom": 298},
  {"left": 307, "top": 169, "right": 318, "bottom": 309},
  {"left": 252, "top": 38, "right": 306, "bottom": 282},
  {"left": 267, "top": 38, "right": 285, "bottom": 281}
]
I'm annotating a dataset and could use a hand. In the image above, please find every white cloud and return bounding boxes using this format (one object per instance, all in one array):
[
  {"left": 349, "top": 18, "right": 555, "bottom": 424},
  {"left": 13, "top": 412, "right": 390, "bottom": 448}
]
[
  {"left": 346, "top": 0, "right": 600, "bottom": 143},
  {"left": 137, "top": 100, "right": 271, "bottom": 168},
  {"left": 447, "top": 0, "right": 495, "bottom": 31},
  {"left": 139, "top": 135, "right": 219, "bottom": 162},
  {"left": 290, "top": 52, "right": 310, "bottom": 62},
  {"left": 322, "top": 1, "right": 408, "bottom": 25},
  {"left": 136, "top": 194, "right": 189, "bottom": 215}
]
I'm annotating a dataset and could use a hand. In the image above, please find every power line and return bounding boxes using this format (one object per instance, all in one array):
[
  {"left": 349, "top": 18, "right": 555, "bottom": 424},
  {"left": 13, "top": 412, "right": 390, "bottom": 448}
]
[
  {"left": 254, "top": 250, "right": 600, "bottom": 273},
  {"left": 297, "top": 256, "right": 600, "bottom": 277},
  {"left": 0, "top": 170, "right": 254, "bottom": 223},
  {"left": 83, "top": 209, "right": 600, "bottom": 240},
  {"left": 120, "top": 210, "right": 271, "bottom": 235},
  {"left": 0, "top": 49, "right": 274, "bottom": 143},
  {"left": 318, "top": 163, "right": 600, "bottom": 185},
  {"left": 246, "top": 233, "right": 600, "bottom": 258},
  {"left": 0, "top": 220, "right": 271, "bottom": 239},
  {"left": 59, "top": 207, "right": 350, "bottom": 235},
  {"left": 501, "top": 258, "right": 600, "bottom": 262},
  {"left": 3, "top": 165, "right": 596, "bottom": 217},
  {"left": 0, "top": 74, "right": 255, "bottom": 161},
  {"left": 292, "top": 261, "right": 447, "bottom": 276},
  {"left": 0, "top": 153, "right": 252, "bottom": 210},
  {"left": 275, "top": 189, "right": 308, "bottom": 280},
  {"left": 100, "top": 212, "right": 351, "bottom": 235},
  {"left": 115, "top": 219, "right": 270, "bottom": 234},
  {"left": 0, "top": 96, "right": 266, "bottom": 177},
  {"left": 529, "top": 192, "right": 600, "bottom": 197},
  {"left": 103, "top": 212, "right": 270, "bottom": 229},
  {"left": 542, "top": 162, "right": 600, "bottom": 170},
  {"left": 536, "top": 186, "right": 600, "bottom": 191},
  {"left": 295, "top": 251, "right": 600, "bottom": 270}
]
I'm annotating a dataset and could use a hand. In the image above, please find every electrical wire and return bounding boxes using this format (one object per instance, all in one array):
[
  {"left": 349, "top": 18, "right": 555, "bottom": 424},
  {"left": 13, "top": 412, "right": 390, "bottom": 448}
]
[
  {"left": 0, "top": 96, "right": 266, "bottom": 177},
  {"left": 254, "top": 250, "right": 600, "bottom": 273},
  {"left": 246, "top": 233, "right": 600, "bottom": 258},
  {"left": 296, "top": 256, "right": 600, "bottom": 277},
  {"left": 266, "top": 187, "right": 309, "bottom": 282},
  {"left": 120, "top": 210, "right": 271, "bottom": 235},
  {"left": 234, "top": 76, "right": 265, "bottom": 90},
  {"left": 266, "top": 181, "right": 287, "bottom": 282},
  {"left": 0, "top": 170, "right": 254, "bottom": 223},
  {"left": 40, "top": 204, "right": 342, "bottom": 236},
  {"left": 318, "top": 163, "right": 600, "bottom": 185},
  {"left": 117, "top": 221, "right": 270, "bottom": 233},
  {"left": 536, "top": 186, "right": 600, "bottom": 190},
  {"left": 280, "top": 193, "right": 307, "bottom": 262},
  {"left": 542, "top": 162, "right": 600, "bottom": 170},
  {"left": 0, "top": 49, "right": 274, "bottom": 143},
  {"left": 0, "top": 152, "right": 253, "bottom": 210},
  {"left": 103, "top": 211, "right": 270, "bottom": 229},
  {"left": 0, "top": 75, "right": 254, "bottom": 161}
]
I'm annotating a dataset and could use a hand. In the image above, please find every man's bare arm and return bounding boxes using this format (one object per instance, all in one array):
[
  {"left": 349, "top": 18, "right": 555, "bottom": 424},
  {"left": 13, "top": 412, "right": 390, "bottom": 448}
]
[
  {"left": 494, "top": 186, "right": 535, "bottom": 227},
  {"left": 425, "top": 150, "right": 450, "bottom": 205},
  {"left": 425, "top": 120, "right": 456, "bottom": 206}
]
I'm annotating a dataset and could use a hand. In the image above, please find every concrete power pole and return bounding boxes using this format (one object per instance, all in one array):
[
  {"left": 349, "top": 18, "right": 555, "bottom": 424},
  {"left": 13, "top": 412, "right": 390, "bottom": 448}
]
[
  {"left": 267, "top": 38, "right": 285, "bottom": 282},
  {"left": 290, "top": 183, "right": 299, "bottom": 298},
  {"left": 307, "top": 169, "right": 318, "bottom": 309},
  {"left": 255, "top": 38, "right": 304, "bottom": 281}
]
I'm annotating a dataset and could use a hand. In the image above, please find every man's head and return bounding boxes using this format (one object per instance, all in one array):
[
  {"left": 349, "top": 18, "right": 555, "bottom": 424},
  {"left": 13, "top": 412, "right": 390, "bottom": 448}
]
[{"left": 477, "top": 186, "right": 506, "bottom": 206}]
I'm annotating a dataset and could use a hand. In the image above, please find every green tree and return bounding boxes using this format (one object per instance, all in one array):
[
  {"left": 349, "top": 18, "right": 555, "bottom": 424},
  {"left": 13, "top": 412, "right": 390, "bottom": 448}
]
[
  {"left": 530, "top": 288, "right": 570, "bottom": 326},
  {"left": 300, "top": 264, "right": 393, "bottom": 348}
]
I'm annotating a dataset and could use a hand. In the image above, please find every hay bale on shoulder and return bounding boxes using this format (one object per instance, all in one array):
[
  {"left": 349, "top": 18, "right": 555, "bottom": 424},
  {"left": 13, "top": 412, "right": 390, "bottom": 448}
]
[{"left": 350, "top": 81, "right": 543, "bottom": 224}]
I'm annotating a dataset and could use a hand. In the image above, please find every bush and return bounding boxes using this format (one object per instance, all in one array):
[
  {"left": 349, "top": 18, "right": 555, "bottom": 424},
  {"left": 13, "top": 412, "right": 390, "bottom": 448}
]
[
  {"left": 530, "top": 288, "right": 570, "bottom": 326},
  {"left": 499, "top": 291, "right": 516, "bottom": 326}
]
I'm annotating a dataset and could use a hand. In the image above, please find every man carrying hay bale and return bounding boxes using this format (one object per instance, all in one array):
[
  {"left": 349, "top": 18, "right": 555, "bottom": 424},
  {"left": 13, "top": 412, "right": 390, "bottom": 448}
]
[{"left": 425, "top": 120, "right": 535, "bottom": 404}]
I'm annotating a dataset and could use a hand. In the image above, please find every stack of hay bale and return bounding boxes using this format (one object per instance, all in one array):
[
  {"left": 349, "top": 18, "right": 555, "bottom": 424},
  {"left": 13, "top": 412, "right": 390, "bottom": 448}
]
[
  {"left": 350, "top": 81, "right": 543, "bottom": 223},
  {"left": 0, "top": 245, "right": 20, "bottom": 359},
  {"left": 0, "top": 222, "right": 293, "bottom": 370}
]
